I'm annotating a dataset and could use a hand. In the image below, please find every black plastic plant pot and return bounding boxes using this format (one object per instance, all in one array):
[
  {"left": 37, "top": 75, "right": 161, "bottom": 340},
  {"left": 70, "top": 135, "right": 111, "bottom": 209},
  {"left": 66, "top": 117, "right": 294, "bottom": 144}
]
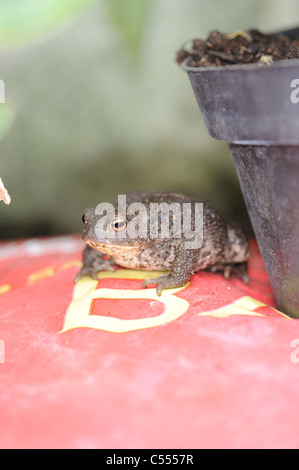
[{"left": 181, "top": 28, "right": 299, "bottom": 317}]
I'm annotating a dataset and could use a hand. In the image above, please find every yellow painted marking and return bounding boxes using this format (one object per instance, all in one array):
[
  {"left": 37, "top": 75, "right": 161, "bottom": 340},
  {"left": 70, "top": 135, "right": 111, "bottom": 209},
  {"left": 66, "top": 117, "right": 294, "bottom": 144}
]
[
  {"left": 0, "top": 284, "right": 11, "bottom": 295},
  {"left": 198, "top": 295, "right": 288, "bottom": 319},
  {"left": 27, "top": 266, "right": 55, "bottom": 285},
  {"left": 60, "top": 270, "right": 189, "bottom": 334},
  {"left": 57, "top": 260, "right": 82, "bottom": 272},
  {"left": 61, "top": 269, "right": 289, "bottom": 334}
]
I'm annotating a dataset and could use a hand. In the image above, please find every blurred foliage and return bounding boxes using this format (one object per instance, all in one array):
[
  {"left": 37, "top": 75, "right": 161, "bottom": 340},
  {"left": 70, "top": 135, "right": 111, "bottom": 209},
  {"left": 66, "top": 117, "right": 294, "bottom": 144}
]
[
  {"left": 0, "top": 0, "right": 152, "bottom": 61},
  {"left": 104, "top": 0, "right": 151, "bottom": 61},
  {"left": 0, "top": 0, "right": 96, "bottom": 47}
]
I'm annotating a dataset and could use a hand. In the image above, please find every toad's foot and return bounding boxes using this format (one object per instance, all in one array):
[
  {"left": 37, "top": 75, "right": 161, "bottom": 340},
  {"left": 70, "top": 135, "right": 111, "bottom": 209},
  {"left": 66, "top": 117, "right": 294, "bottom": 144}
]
[
  {"left": 209, "top": 261, "right": 249, "bottom": 284},
  {"left": 142, "top": 249, "right": 199, "bottom": 295},
  {"left": 74, "top": 261, "right": 115, "bottom": 282},
  {"left": 142, "top": 273, "right": 189, "bottom": 296},
  {"left": 74, "top": 245, "right": 115, "bottom": 282}
]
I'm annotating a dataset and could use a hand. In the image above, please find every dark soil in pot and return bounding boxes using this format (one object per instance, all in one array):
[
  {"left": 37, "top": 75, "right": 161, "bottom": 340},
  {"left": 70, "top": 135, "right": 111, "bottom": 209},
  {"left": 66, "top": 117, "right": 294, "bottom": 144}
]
[{"left": 176, "top": 29, "right": 299, "bottom": 67}]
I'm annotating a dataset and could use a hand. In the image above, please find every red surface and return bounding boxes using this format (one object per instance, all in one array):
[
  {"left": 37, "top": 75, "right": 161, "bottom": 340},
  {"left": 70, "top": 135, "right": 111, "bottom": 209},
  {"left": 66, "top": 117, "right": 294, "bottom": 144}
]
[{"left": 1, "top": 236, "right": 299, "bottom": 448}]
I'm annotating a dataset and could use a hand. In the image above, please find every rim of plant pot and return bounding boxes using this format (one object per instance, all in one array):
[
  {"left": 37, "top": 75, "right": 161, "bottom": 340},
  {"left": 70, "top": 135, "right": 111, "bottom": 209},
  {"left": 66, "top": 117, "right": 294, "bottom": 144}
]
[
  {"left": 180, "top": 27, "right": 299, "bottom": 145},
  {"left": 182, "top": 56, "right": 299, "bottom": 73},
  {"left": 182, "top": 58, "right": 299, "bottom": 145}
]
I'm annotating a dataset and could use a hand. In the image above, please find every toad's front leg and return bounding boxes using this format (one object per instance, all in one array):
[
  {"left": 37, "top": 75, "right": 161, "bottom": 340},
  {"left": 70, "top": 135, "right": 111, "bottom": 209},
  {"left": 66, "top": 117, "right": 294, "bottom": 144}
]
[
  {"left": 142, "top": 248, "right": 199, "bottom": 296},
  {"left": 74, "top": 245, "right": 115, "bottom": 282}
]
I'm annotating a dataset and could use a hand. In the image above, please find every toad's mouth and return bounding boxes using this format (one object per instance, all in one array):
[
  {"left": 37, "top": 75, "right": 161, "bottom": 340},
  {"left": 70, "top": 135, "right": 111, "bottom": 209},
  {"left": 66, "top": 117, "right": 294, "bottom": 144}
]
[{"left": 85, "top": 239, "right": 139, "bottom": 255}]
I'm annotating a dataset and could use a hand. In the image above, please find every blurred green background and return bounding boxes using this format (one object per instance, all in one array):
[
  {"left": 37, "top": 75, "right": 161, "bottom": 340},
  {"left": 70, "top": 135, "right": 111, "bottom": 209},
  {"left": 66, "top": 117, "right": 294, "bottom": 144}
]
[{"left": 0, "top": 0, "right": 298, "bottom": 240}]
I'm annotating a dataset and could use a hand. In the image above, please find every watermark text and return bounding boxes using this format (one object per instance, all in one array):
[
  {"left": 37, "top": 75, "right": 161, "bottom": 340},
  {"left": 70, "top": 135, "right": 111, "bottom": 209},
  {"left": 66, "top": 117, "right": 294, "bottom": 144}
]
[
  {"left": 94, "top": 195, "right": 203, "bottom": 249},
  {"left": 290, "top": 338, "right": 299, "bottom": 363},
  {"left": 290, "top": 79, "right": 299, "bottom": 104}
]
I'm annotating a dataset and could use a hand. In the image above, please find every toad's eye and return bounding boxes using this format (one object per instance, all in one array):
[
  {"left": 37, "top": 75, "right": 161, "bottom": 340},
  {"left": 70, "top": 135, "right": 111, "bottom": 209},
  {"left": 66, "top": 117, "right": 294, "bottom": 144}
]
[
  {"left": 112, "top": 217, "right": 127, "bottom": 232},
  {"left": 82, "top": 214, "right": 87, "bottom": 224}
]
